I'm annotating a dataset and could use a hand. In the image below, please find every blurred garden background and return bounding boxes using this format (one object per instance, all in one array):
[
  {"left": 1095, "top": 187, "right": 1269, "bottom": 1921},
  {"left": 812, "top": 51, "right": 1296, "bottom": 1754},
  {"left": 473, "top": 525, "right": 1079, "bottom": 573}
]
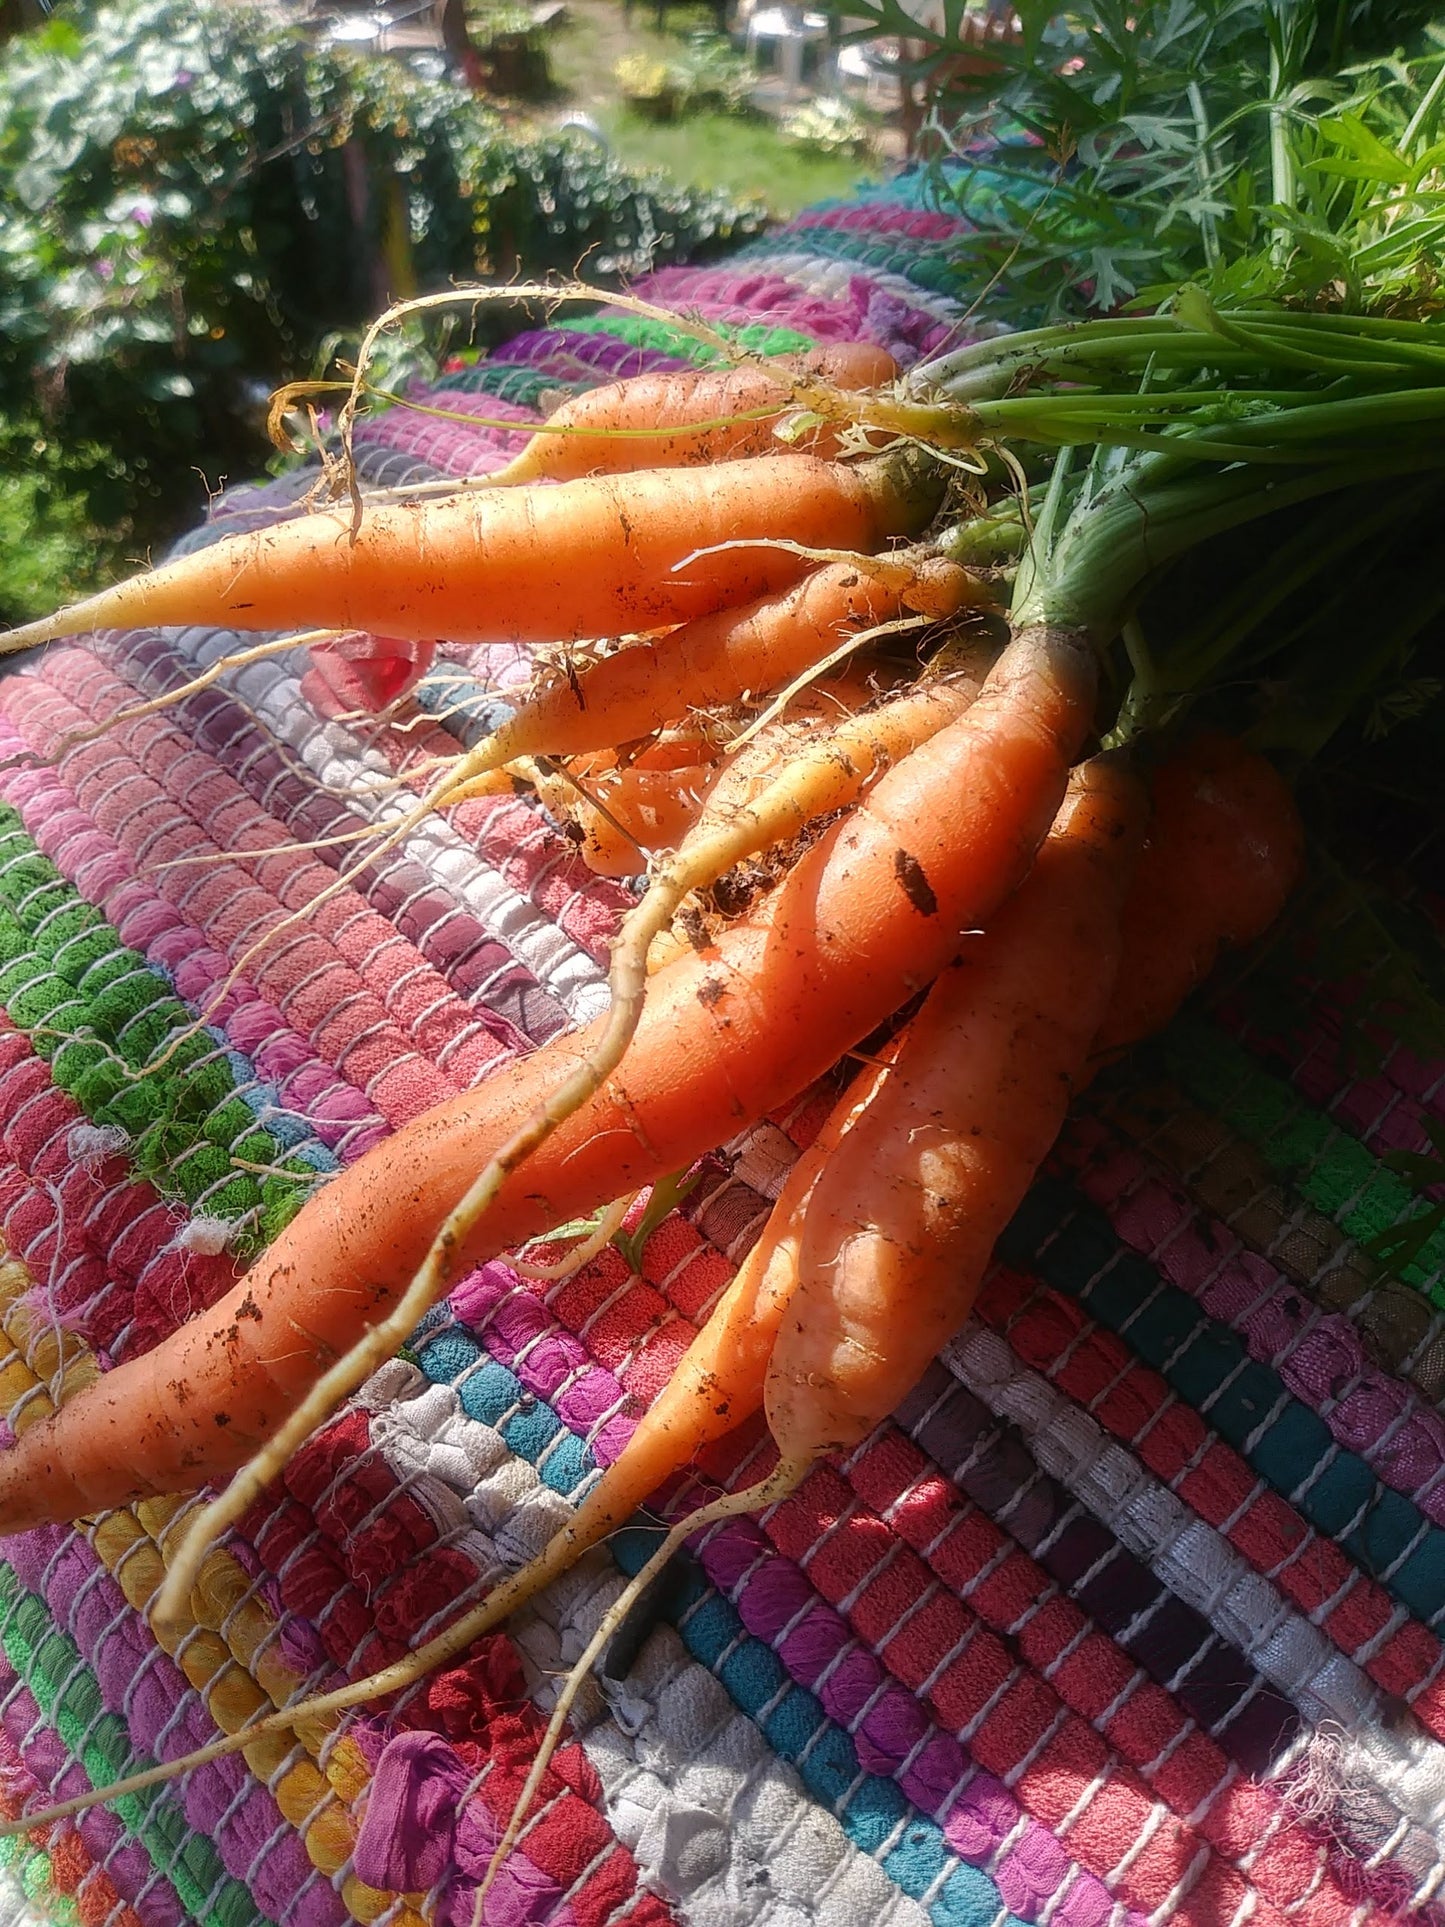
[{"left": 0, "top": 0, "right": 937, "bottom": 625}]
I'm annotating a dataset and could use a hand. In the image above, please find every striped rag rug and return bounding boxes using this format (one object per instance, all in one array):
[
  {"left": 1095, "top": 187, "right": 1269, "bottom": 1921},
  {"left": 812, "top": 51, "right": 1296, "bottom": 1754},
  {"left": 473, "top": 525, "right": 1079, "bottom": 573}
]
[{"left": 0, "top": 172, "right": 1441, "bottom": 1927}]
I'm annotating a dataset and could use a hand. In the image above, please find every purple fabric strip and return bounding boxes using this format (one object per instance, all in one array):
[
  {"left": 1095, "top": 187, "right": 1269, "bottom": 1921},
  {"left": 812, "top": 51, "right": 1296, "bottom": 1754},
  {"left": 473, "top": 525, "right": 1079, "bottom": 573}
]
[
  {"left": 790, "top": 203, "right": 970, "bottom": 241},
  {"left": 354, "top": 1730, "right": 583, "bottom": 1927},
  {"left": 4, "top": 1526, "right": 345, "bottom": 1927},
  {"left": 621, "top": 268, "right": 869, "bottom": 342},
  {"left": 0, "top": 1671, "right": 187, "bottom": 1927},
  {"left": 353, "top": 388, "right": 539, "bottom": 477},
  {"left": 1066, "top": 1113, "right": 1445, "bottom": 1523},
  {"left": 488, "top": 327, "right": 687, "bottom": 379}
]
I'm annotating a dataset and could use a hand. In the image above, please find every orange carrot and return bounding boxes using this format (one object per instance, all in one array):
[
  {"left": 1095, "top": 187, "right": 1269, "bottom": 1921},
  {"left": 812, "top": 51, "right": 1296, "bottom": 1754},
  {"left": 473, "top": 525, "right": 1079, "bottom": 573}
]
[
  {"left": 1090, "top": 732, "right": 1302, "bottom": 1064},
  {"left": 765, "top": 755, "right": 1146, "bottom": 1462},
  {"left": 492, "top": 341, "right": 900, "bottom": 485},
  {"left": 0, "top": 621, "right": 1095, "bottom": 1534},
  {"left": 455, "top": 754, "right": 1145, "bottom": 1901},
  {"left": 0, "top": 448, "right": 942, "bottom": 654},
  {"left": 456, "top": 553, "right": 980, "bottom": 778}
]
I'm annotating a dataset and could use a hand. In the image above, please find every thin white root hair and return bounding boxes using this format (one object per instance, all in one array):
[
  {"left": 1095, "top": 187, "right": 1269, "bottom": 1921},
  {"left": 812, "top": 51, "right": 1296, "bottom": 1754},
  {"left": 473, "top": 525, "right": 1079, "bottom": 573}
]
[
  {"left": 151, "top": 670, "right": 966, "bottom": 1626},
  {"left": 509, "top": 1191, "right": 638, "bottom": 1282},
  {"left": 133, "top": 734, "right": 498, "bottom": 1079},
  {"left": 323, "top": 280, "right": 909, "bottom": 523},
  {"left": 726, "top": 613, "right": 934, "bottom": 753},
  {"left": 670, "top": 538, "right": 929, "bottom": 582},
  {"left": 0, "top": 1452, "right": 808, "bottom": 1843},
  {"left": 470, "top": 1454, "right": 812, "bottom": 1922}
]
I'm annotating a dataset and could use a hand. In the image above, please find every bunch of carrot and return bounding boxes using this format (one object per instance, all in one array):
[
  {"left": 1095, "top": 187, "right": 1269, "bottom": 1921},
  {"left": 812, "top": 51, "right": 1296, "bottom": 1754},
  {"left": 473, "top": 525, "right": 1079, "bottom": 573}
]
[{"left": 0, "top": 307, "right": 1380, "bottom": 1870}]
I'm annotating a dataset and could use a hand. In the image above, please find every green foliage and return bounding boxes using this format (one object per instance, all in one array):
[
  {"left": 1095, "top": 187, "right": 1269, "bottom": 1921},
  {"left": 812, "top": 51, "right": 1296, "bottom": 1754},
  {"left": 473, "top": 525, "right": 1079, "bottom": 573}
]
[
  {"left": 615, "top": 29, "right": 754, "bottom": 114},
  {"left": 779, "top": 93, "right": 873, "bottom": 154},
  {"left": 468, "top": 1, "right": 546, "bottom": 45},
  {"left": 0, "top": 0, "right": 766, "bottom": 552},
  {"left": 667, "top": 29, "right": 755, "bottom": 113},
  {"left": 0, "top": 419, "right": 122, "bottom": 625},
  {"left": 821, "top": 0, "right": 1445, "bottom": 320}
]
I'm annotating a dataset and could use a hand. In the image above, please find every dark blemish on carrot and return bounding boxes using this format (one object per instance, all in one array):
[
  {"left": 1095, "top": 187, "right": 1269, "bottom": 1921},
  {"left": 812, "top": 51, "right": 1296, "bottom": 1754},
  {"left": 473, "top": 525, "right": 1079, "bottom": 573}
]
[
  {"left": 236, "top": 1293, "right": 262, "bottom": 1323},
  {"left": 696, "top": 977, "right": 726, "bottom": 1010},
  {"left": 214, "top": 1413, "right": 231, "bottom": 1428},
  {"left": 893, "top": 847, "right": 938, "bottom": 917}
]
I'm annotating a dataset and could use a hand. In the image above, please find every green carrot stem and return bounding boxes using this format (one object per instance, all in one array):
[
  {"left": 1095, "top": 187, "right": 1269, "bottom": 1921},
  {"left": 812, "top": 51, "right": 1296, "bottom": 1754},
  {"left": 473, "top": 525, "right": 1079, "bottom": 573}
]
[{"left": 1012, "top": 448, "right": 1445, "bottom": 638}]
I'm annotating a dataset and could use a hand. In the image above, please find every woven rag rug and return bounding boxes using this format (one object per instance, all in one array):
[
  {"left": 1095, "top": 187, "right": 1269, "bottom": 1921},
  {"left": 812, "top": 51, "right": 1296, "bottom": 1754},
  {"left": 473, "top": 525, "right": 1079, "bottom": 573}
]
[{"left": 0, "top": 169, "right": 1443, "bottom": 1927}]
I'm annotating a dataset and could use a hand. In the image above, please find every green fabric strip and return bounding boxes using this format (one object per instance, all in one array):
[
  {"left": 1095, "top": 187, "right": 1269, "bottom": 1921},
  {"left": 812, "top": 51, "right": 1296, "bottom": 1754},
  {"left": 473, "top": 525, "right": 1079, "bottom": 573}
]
[
  {"left": 565, "top": 312, "right": 816, "bottom": 362},
  {"left": 1161, "top": 1014, "right": 1445, "bottom": 1310},
  {"left": 0, "top": 1567, "right": 261, "bottom": 1927},
  {"left": 0, "top": 1829, "right": 79, "bottom": 1927},
  {"left": 431, "top": 361, "right": 588, "bottom": 405},
  {"left": 0, "top": 806, "right": 312, "bottom": 1258}
]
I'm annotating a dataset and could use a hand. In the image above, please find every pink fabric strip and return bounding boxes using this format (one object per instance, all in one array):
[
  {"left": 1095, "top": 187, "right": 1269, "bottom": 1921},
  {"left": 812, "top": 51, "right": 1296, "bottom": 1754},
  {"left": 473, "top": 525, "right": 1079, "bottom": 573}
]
[
  {"left": 445, "top": 1267, "right": 1330, "bottom": 1927},
  {"left": 40, "top": 649, "right": 508, "bottom": 1093},
  {"left": 0, "top": 1025, "right": 236, "bottom": 1360},
  {"left": 0, "top": 729, "right": 388, "bottom": 1168},
  {"left": 1063, "top": 1114, "right": 1445, "bottom": 1521},
  {"left": 88, "top": 626, "right": 574, "bottom": 1045},
  {"left": 3, "top": 1527, "right": 341, "bottom": 1927},
  {"left": 0, "top": 1677, "right": 186, "bottom": 1927},
  {"left": 4, "top": 664, "right": 473, "bottom": 1123}
]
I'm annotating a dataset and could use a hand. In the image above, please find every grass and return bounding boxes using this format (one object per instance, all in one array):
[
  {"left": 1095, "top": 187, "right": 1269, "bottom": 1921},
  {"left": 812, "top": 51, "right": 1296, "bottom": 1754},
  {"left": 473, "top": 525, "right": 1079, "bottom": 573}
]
[
  {"left": 600, "top": 105, "right": 877, "bottom": 215},
  {"left": 534, "top": 0, "right": 884, "bottom": 218}
]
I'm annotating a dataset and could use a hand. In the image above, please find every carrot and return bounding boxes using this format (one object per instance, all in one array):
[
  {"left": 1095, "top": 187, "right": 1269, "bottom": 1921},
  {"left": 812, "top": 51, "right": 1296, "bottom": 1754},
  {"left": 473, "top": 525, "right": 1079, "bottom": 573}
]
[
  {"left": 444, "top": 552, "right": 982, "bottom": 783},
  {"left": 0, "top": 621, "right": 1094, "bottom": 1546},
  {"left": 0, "top": 447, "right": 943, "bottom": 654},
  {"left": 467, "top": 754, "right": 1146, "bottom": 1906},
  {"left": 1090, "top": 732, "right": 1302, "bottom": 1065},
  {"left": 369, "top": 1054, "right": 893, "bottom": 1657},
  {"left": 765, "top": 754, "right": 1146, "bottom": 1460},
  {"left": 490, "top": 340, "right": 900, "bottom": 486},
  {"left": 0, "top": 622, "right": 1098, "bottom": 1842}
]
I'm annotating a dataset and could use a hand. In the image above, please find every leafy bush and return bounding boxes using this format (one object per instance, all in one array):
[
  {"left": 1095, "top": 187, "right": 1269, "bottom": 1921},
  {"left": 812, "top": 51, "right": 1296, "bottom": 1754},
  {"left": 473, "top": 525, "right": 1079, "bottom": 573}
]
[
  {"left": 780, "top": 94, "right": 872, "bottom": 155},
  {"left": 668, "top": 30, "right": 755, "bottom": 114},
  {"left": 0, "top": 0, "right": 768, "bottom": 556},
  {"left": 615, "top": 30, "right": 754, "bottom": 117}
]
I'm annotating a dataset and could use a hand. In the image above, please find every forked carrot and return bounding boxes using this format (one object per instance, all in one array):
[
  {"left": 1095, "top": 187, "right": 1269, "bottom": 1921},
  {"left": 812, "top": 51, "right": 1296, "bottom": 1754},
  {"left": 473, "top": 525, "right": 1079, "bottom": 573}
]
[
  {"left": 0, "top": 448, "right": 943, "bottom": 653},
  {"left": 491, "top": 340, "right": 900, "bottom": 485},
  {"left": 471, "top": 754, "right": 1145, "bottom": 1906},
  {"left": 764, "top": 754, "right": 1146, "bottom": 1458}
]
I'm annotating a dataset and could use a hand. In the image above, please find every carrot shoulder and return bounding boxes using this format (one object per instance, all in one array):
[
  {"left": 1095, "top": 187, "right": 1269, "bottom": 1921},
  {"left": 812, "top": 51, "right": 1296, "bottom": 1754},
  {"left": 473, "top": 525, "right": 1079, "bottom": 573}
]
[
  {"left": 0, "top": 449, "right": 938, "bottom": 654},
  {"left": 0, "top": 621, "right": 1096, "bottom": 1533}
]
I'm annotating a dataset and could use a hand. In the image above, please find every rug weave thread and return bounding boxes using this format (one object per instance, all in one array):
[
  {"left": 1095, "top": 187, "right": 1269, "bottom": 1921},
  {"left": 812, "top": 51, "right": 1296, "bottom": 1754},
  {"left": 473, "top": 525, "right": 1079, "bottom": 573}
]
[{"left": 0, "top": 174, "right": 1441, "bottom": 1927}]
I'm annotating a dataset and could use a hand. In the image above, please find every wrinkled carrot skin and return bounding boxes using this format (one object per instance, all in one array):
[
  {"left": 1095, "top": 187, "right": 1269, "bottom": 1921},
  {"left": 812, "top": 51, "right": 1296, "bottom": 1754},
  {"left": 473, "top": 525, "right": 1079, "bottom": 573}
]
[
  {"left": 1, "top": 452, "right": 933, "bottom": 653},
  {"left": 482, "top": 555, "right": 977, "bottom": 770},
  {"left": 0, "top": 624, "right": 1095, "bottom": 1533},
  {"left": 496, "top": 341, "right": 900, "bottom": 485},
  {"left": 766, "top": 757, "right": 1146, "bottom": 1462},
  {"left": 1091, "top": 733, "right": 1302, "bottom": 1064}
]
